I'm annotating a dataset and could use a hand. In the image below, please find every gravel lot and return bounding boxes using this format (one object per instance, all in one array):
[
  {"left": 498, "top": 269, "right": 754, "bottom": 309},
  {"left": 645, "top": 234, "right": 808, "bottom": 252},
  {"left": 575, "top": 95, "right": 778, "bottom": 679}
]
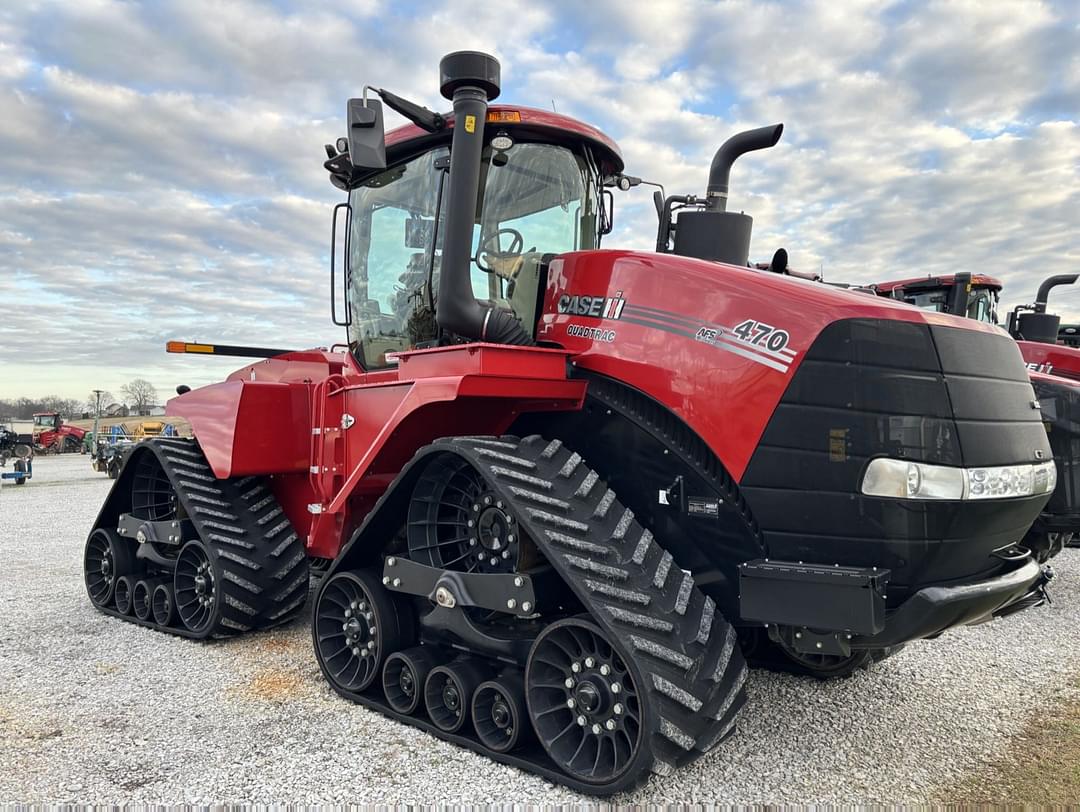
[{"left": 2, "top": 454, "right": 1079, "bottom": 804}]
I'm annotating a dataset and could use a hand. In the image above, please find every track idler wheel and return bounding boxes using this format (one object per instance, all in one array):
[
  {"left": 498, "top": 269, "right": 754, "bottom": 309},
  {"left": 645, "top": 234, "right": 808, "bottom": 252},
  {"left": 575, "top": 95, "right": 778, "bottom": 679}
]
[
  {"left": 472, "top": 674, "right": 529, "bottom": 753},
  {"left": 152, "top": 583, "right": 176, "bottom": 627},
  {"left": 84, "top": 528, "right": 137, "bottom": 609},
  {"left": 425, "top": 660, "right": 488, "bottom": 734},
  {"left": 526, "top": 617, "right": 645, "bottom": 786},
  {"left": 383, "top": 647, "right": 438, "bottom": 715},
  {"left": 132, "top": 577, "right": 167, "bottom": 622},
  {"left": 314, "top": 569, "right": 414, "bottom": 694},
  {"left": 114, "top": 575, "right": 135, "bottom": 615}
]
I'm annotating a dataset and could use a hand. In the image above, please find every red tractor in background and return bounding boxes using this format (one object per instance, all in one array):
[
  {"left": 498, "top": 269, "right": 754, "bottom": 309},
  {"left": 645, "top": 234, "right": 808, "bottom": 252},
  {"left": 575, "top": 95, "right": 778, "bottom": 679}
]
[
  {"left": 86, "top": 52, "right": 1059, "bottom": 793},
  {"left": 876, "top": 272, "right": 1080, "bottom": 558},
  {"left": 33, "top": 411, "right": 87, "bottom": 454}
]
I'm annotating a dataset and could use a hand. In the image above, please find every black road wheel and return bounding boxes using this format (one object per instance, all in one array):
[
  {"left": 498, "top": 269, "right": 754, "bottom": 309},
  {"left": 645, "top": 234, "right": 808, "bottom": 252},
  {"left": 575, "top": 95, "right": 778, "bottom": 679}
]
[
  {"left": 473, "top": 674, "right": 528, "bottom": 753},
  {"left": 174, "top": 539, "right": 219, "bottom": 636},
  {"left": 13, "top": 458, "right": 27, "bottom": 484},
  {"left": 114, "top": 575, "right": 135, "bottom": 615},
  {"left": 152, "top": 582, "right": 176, "bottom": 627},
  {"left": 424, "top": 660, "right": 488, "bottom": 733},
  {"left": 526, "top": 617, "right": 645, "bottom": 786},
  {"left": 84, "top": 528, "right": 137, "bottom": 609},
  {"left": 383, "top": 646, "right": 438, "bottom": 714},
  {"left": 314, "top": 569, "right": 413, "bottom": 694},
  {"left": 132, "top": 577, "right": 166, "bottom": 622}
]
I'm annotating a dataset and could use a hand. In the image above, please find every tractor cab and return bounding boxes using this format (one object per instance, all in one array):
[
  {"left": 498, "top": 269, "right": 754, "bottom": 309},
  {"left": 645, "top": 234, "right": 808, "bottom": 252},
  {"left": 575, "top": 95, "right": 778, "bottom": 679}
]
[
  {"left": 329, "top": 103, "right": 623, "bottom": 369},
  {"left": 33, "top": 412, "right": 63, "bottom": 432},
  {"left": 874, "top": 273, "right": 1002, "bottom": 324}
]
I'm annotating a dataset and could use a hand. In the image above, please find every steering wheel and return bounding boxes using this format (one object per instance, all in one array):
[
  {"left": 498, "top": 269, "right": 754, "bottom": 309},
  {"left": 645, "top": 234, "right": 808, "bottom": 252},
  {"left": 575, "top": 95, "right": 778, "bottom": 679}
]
[{"left": 474, "top": 227, "right": 524, "bottom": 275}]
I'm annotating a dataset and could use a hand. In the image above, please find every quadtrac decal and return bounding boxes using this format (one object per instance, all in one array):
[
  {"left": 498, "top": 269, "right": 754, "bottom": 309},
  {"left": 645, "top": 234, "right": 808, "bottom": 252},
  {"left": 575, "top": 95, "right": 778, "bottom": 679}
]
[
  {"left": 618, "top": 304, "right": 798, "bottom": 373},
  {"left": 559, "top": 291, "right": 625, "bottom": 343}
]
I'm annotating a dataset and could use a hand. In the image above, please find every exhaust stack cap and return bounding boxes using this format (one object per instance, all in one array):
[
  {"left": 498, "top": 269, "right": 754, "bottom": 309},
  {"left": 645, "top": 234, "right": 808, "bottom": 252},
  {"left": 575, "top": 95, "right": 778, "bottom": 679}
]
[{"left": 440, "top": 51, "right": 501, "bottom": 101}]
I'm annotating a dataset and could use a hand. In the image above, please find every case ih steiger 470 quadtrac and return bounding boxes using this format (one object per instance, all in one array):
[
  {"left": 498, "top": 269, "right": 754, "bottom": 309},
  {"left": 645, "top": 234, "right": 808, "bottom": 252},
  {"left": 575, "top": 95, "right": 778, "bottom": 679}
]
[
  {"left": 86, "top": 53, "right": 1060, "bottom": 793},
  {"left": 877, "top": 272, "right": 1080, "bottom": 559}
]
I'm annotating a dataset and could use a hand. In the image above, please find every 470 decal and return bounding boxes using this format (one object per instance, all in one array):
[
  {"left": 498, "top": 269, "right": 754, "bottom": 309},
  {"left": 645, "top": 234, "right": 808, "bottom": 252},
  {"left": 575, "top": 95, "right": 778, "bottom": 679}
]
[{"left": 696, "top": 320, "right": 790, "bottom": 353}]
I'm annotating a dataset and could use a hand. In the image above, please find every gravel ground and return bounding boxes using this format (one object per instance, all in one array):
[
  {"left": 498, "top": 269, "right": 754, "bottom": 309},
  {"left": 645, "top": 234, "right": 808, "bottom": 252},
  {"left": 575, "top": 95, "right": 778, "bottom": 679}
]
[{"left": 1, "top": 454, "right": 1079, "bottom": 804}]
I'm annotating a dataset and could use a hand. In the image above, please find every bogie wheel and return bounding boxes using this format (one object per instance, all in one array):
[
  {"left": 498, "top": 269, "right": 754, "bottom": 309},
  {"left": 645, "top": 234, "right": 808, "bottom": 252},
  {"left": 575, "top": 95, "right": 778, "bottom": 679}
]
[
  {"left": 132, "top": 577, "right": 166, "bottom": 622},
  {"left": 174, "top": 539, "right": 221, "bottom": 637},
  {"left": 314, "top": 569, "right": 414, "bottom": 694},
  {"left": 383, "top": 646, "right": 438, "bottom": 715},
  {"left": 473, "top": 674, "right": 529, "bottom": 753},
  {"left": 84, "top": 528, "right": 138, "bottom": 609},
  {"left": 114, "top": 575, "right": 135, "bottom": 615},
  {"left": 526, "top": 617, "right": 646, "bottom": 786},
  {"left": 424, "top": 660, "right": 488, "bottom": 733},
  {"left": 152, "top": 582, "right": 176, "bottom": 627}
]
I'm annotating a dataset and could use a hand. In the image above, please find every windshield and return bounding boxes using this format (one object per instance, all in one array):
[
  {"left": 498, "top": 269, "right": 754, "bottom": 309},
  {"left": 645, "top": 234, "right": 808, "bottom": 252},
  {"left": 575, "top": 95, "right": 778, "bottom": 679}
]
[
  {"left": 904, "top": 287, "right": 998, "bottom": 323},
  {"left": 347, "top": 140, "right": 599, "bottom": 368}
]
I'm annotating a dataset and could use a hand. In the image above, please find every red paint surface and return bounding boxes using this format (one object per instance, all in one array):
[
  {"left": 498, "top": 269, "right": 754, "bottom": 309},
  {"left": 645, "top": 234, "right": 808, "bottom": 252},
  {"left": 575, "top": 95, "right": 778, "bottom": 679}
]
[
  {"left": 874, "top": 273, "right": 1003, "bottom": 294},
  {"left": 168, "top": 345, "right": 586, "bottom": 560},
  {"left": 384, "top": 105, "right": 623, "bottom": 172},
  {"left": 1018, "top": 341, "right": 1080, "bottom": 382},
  {"left": 537, "top": 249, "right": 999, "bottom": 481}
]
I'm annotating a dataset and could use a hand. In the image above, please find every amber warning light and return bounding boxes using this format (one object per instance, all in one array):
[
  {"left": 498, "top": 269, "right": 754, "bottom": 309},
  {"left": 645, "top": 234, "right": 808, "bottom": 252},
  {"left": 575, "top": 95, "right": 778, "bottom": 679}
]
[{"left": 487, "top": 110, "right": 521, "bottom": 123}]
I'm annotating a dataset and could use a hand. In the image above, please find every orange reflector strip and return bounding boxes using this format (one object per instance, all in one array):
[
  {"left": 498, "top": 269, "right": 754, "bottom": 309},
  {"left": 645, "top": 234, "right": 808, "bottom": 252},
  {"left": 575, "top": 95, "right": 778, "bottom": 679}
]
[
  {"left": 166, "top": 341, "right": 214, "bottom": 354},
  {"left": 487, "top": 110, "right": 521, "bottom": 123}
]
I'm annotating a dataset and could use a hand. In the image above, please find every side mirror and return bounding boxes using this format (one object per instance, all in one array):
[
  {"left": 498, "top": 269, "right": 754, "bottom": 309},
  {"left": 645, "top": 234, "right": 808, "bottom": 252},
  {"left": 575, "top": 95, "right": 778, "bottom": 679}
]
[
  {"left": 600, "top": 188, "right": 615, "bottom": 235},
  {"left": 347, "top": 98, "right": 387, "bottom": 173}
]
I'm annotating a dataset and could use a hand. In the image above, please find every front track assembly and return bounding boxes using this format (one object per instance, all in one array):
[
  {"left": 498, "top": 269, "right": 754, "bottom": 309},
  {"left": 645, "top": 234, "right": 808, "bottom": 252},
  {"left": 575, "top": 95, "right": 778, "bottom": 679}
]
[
  {"left": 312, "top": 435, "right": 748, "bottom": 794},
  {"left": 83, "top": 438, "right": 309, "bottom": 638}
]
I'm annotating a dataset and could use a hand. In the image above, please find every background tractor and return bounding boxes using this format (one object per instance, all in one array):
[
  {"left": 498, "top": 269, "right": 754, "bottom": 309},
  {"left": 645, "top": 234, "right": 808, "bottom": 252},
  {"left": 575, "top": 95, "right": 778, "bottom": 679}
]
[
  {"left": 0, "top": 420, "right": 33, "bottom": 485},
  {"left": 876, "top": 271, "right": 1080, "bottom": 558},
  {"left": 86, "top": 52, "right": 1058, "bottom": 793},
  {"left": 33, "top": 412, "right": 86, "bottom": 454}
]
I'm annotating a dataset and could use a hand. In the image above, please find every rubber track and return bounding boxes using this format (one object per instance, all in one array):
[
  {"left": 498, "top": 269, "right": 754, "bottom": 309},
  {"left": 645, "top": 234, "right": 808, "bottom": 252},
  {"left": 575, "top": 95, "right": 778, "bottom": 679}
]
[
  {"left": 439, "top": 435, "right": 749, "bottom": 785},
  {"left": 99, "top": 437, "right": 309, "bottom": 636}
]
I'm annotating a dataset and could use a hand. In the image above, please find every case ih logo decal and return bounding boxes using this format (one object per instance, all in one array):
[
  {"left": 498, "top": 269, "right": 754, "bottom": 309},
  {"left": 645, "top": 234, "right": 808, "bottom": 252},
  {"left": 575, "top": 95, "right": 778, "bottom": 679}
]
[
  {"left": 557, "top": 292, "right": 627, "bottom": 320},
  {"left": 556, "top": 293, "right": 797, "bottom": 373}
]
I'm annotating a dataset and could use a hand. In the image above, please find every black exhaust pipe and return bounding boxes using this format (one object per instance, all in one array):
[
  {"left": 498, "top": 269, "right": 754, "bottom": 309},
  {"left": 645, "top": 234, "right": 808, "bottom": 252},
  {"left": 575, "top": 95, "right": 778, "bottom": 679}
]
[
  {"left": 705, "top": 123, "right": 784, "bottom": 212},
  {"left": 1034, "top": 274, "right": 1078, "bottom": 313},
  {"left": 672, "top": 123, "right": 784, "bottom": 266},
  {"left": 435, "top": 51, "right": 532, "bottom": 346}
]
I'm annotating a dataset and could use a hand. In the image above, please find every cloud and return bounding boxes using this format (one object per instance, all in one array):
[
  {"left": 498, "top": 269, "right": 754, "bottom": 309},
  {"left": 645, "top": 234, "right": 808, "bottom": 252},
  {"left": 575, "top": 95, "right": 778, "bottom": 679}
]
[{"left": 1, "top": 0, "right": 1078, "bottom": 401}]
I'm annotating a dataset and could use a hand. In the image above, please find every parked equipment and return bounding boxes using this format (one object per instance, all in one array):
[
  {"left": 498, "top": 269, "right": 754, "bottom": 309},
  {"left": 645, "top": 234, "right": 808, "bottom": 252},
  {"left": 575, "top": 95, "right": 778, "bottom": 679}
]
[
  {"left": 876, "top": 272, "right": 1080, "bottom": 557},
  {"left": 0, "top": 421, "right": 33, "bottom": 485},
  {"left": 86, "top": 52, "right": 1059, "bottom": 793},
  {"left": 33, "top": 412, "right": 86, "bottom": 454}
]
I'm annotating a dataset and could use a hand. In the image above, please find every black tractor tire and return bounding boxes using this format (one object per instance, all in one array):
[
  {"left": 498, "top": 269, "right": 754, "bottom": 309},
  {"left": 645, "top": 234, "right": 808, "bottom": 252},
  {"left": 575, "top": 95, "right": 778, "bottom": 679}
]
[{"left": 13, "top": 459, "right": 27, "bottom": 485}]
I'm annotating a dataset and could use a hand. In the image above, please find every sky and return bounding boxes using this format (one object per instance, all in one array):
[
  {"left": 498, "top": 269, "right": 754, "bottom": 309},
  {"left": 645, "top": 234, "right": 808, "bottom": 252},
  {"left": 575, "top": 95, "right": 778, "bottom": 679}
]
[{"left": 0, "top": 0, "right": 1078, "bottom": 403}]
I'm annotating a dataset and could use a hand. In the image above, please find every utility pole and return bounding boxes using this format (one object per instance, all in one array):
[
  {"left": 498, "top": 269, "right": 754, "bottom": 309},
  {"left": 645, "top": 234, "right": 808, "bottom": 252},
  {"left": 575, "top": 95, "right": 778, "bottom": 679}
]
[{"left": 91, "top": 390, "right": 104, "bottom": 453}]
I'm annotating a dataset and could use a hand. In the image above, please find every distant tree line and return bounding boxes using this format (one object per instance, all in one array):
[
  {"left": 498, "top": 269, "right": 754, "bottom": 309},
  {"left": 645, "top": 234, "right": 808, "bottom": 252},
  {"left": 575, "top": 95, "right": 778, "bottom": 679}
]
[{"left": 0, "top": 379, "right": 159, "bottom": 420}]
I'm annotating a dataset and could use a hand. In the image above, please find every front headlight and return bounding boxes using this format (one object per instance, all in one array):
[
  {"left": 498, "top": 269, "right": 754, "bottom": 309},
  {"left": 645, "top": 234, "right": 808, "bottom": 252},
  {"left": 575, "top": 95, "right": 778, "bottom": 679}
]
[{"left": 861, "top": 457, "right": 1057, "bottom": 501}]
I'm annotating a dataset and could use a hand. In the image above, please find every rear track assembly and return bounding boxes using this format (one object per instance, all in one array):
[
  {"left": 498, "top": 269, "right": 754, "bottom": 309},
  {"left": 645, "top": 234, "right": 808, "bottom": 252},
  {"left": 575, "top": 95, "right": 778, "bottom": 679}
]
[{"left": 84, "top": 438, "right": 309, "bottom": 638}]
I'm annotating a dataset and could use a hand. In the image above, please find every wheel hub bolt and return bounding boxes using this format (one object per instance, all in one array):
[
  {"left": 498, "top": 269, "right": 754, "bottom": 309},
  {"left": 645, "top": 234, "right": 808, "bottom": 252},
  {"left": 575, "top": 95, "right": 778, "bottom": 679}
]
[
  {"left": 585, "top": 657, "right": 595, "bottom": 668},
  {"left": 599, "top": 664, "right": 610, "bottom": 676},
  {"left": 468, "top": 519, "right": 475, "bottom": 528},
  {"left": 613, "top": 703, "right": 623, "bottom": 715},
  {"left": 571, "top": 662, "right": 581, "bottom": 673},
  {"left": 564, "top": 677, "right": 574, "bottom": 689},
  {"left": 576, "top": 715, "right": 586, "bottom": 726},
  {"left": 469, "top": 539, "right": 477, "bottom": 546},
  {"left": 605, "top": 719, "right": 616, "bottom": 731},
  {"left": 507, "top": 533, "right": 515, "bottom": 543},
  {"left": 490, "top": 557, "right": 498, "bottom": 566},
  {"left": 591, "top": 723, "right": 602, "bottom": 735},
  {"left": 484, "top": 496, "right": 492, "bottom": 505},
  {"left": 566, "top": 698, "right": 575, "bottom": 709}
]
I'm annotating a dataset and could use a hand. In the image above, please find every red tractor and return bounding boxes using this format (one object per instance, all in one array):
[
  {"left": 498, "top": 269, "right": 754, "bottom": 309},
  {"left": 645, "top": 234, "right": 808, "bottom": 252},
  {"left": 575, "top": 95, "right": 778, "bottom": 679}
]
[
  {"left": 34, "top": 412, "right": 87, "bottom": 454},
  {"left": 876, "top": 272, "right": 1080, "bottom": 559},
  {"left": 86, "top": 53, "right": 1058, "bottom": 793}
]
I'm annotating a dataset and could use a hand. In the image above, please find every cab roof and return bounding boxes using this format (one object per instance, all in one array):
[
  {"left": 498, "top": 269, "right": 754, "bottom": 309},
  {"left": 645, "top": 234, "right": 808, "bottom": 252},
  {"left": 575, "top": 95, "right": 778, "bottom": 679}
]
[
  {"left": 875, "top": 273, "right": 1004, "bottom": 294},
  {"left": 383, "top": 104, "right": 624, "bottom": 174}
]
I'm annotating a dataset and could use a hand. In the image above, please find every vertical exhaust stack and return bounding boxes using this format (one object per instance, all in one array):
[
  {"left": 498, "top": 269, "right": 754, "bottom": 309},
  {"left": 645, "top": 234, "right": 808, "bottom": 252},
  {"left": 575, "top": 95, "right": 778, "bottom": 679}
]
[
  {"left": 436, "top": 51, "right": 533, "bottom": 345},
  {"left": 673, "top": 124, "right": 783, "bottom": 266},
  {"left": 1011, "top": 274, "right": 1079, "bottom": 343}
]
